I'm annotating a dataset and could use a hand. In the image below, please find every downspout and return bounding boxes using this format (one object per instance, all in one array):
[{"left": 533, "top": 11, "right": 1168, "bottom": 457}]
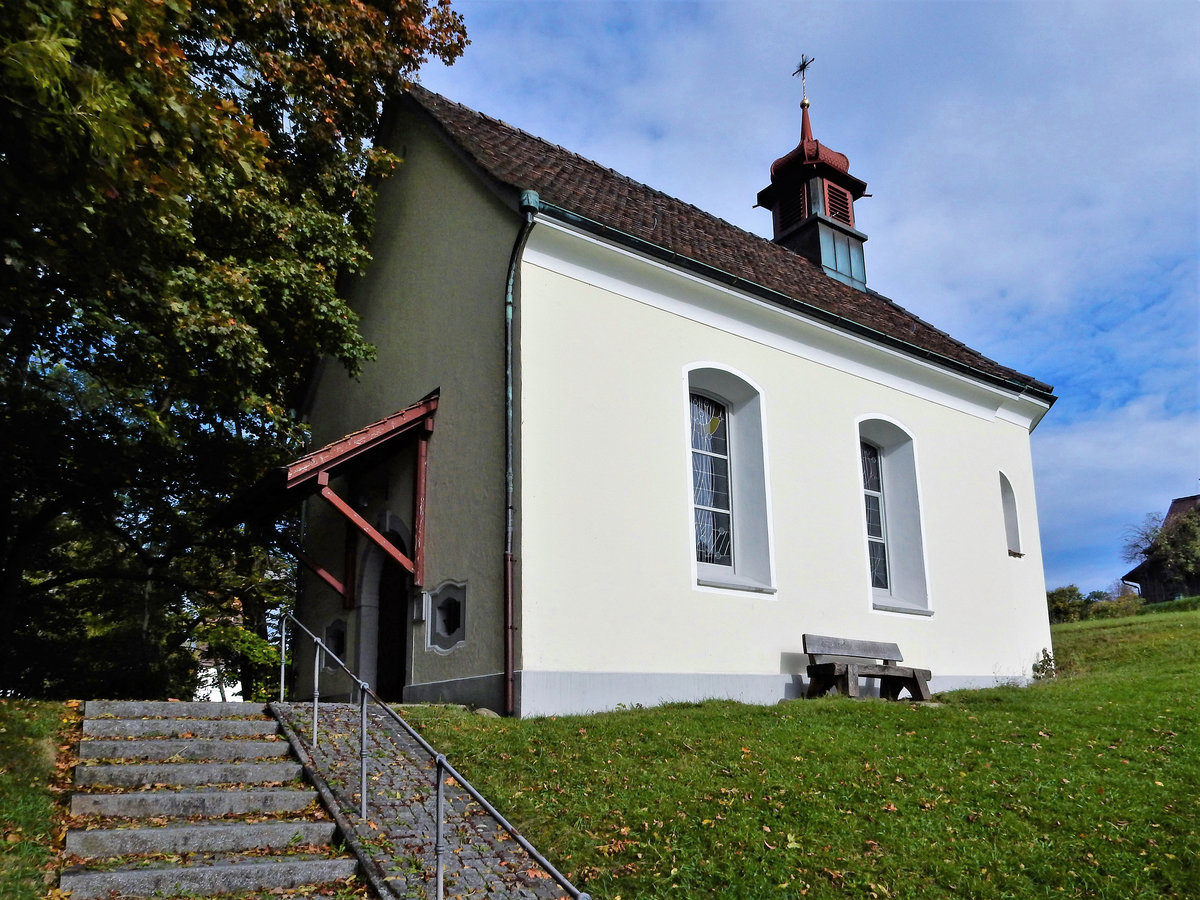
[{"left": 504, "top": 190, "right": 540, "bottom": 716}]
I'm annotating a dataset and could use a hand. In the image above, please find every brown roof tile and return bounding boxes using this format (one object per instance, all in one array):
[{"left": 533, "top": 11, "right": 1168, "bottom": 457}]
[
  {"left": 285, "top": 395, "right": 438, "bottom": 491},
  {"left": 405, "top": 86, "right": 1053, "bottom": 398}
]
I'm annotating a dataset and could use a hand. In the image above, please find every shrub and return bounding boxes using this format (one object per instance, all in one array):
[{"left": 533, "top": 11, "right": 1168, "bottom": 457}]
[
  {"left": 1139, "top": 594, "right": 1200, "bottom": 614},
  {"left": 1087, "top": 593, "right": 1144, "bottom": 619},
  {"left": 1031, "top": 647, "right": 1056, "bottom": 679},
  {"left": 1046, "top": 585, "right": 1089, "bottom": 623}
]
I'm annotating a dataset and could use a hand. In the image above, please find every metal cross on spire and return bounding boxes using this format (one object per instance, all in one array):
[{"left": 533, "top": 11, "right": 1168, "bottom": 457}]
[{"left": 793, "top": 54, "right": 816, "bottom": 103}]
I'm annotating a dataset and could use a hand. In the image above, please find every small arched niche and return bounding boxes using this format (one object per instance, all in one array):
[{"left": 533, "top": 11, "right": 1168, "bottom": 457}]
[{"left": 999, "top": 472, "right": 1023, "bottom": 557}]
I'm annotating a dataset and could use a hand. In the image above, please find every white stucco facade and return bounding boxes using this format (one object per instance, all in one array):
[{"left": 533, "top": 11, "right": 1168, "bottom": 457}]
[{"left": 513, "top": 219, "right": 1052, "bottom": 716}]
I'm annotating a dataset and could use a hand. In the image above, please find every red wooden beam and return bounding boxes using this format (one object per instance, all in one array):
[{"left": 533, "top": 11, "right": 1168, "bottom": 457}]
[
  {"left": 296, "top": 549, "right": 347, "bottom": 599},
  {"left": 316, "top": 472, "right": 416, "bottom": 575},
  {"left": 412, "top": 417, "right": 434, "bottom": 588}
]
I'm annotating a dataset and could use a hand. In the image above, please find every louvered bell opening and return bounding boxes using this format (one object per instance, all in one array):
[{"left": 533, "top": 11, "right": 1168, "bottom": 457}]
[
  {"left": 778, "top": 187, "right": 809, "bottom": 233},
  {"left": 824, "top": 182, "right": 854, "bottom": 227}
]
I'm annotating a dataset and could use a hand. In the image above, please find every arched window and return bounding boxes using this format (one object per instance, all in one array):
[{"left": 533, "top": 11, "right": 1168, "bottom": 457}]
[
  {"left": 860, "top": 441, "right": 889, "bottom": 589},
  {"left": 857, "top": 418, "right": 929, "bottom": 613},
  {"left": 999, "top": 472, "right": 1023, "bottom": 557},
  {"left": 691, "top": 394, "right": 734, "bottom": 567},
  {"left": 688, "top": 367, "right": 773, "bottom": 593}
]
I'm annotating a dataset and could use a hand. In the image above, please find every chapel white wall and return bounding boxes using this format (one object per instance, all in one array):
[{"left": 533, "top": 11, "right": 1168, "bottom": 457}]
[{"left": 515, "top": 227, "right": 1051, "bottom": 707}]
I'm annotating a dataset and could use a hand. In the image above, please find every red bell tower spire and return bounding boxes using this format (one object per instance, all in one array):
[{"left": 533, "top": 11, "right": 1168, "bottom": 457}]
[{"left": 757, "top": 58, "right": 869, "bottom": 290}]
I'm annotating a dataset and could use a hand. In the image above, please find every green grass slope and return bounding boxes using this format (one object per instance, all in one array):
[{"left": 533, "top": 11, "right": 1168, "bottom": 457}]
[
  {"left": 410, "top": 610, "right": 1199, "bottom": 899},
  {"left": 0, "top": 700, "right": 66, "bottom": 900}
]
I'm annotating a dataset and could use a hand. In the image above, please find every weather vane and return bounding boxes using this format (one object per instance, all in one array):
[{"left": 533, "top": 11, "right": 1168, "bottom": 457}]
[{"left": 793, "top": 54, "right": 815, "bottom": 105}]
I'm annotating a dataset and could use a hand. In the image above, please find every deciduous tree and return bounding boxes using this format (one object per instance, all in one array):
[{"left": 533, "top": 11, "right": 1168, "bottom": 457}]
[
  {"left": 0, "top": 0, "right": 466, "bottom": 698},
  {"left": 1123, "top": 509, "right": 1200, "bottom": 602},
  {"left": 1046, "top": 585, "right": 1090, "bottom": 624}
]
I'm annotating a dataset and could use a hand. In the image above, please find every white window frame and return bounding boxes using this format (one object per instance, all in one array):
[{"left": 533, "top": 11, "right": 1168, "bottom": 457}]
[
  {"left": 686, "top": 366, "right": 775, "bottom": 594},
  {"left": 857, "top": 417, "right": 931, "bottom": 615},
  {"left": 860, "top": 440, "right": 890, "bottom": 590},
  {"left": 424, "top": 580, "right": 466, "bottom": 653}
]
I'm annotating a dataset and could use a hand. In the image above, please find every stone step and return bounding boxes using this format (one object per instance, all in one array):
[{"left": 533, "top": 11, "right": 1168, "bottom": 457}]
[
  {"left": 58, "top": 855, "right": 360, "bottom": 899},
  {"left": 78, "top": 738, "right": 288, "bottom": 761},
  {"left": 71, "top": 788, "right": 318, "bottom": 818},
  {"left": 75, "top": 760, "right": 302, "bottom": 787},
  {"left": 66, "top": 820, "right": 338, "bottom": 857},
  {"left": 83, "top": 717, "right": 279, "bottom": 739},
  {"left": 84, "top": 700, "right": 267, "bottom": 719}
]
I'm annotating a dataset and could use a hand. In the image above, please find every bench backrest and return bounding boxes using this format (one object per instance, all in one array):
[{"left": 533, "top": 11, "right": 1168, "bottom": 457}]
[{"left": 802, "top": 633, "right": 904, "bottom": 665}]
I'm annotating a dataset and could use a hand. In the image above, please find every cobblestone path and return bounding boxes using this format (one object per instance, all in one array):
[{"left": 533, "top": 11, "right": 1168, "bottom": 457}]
[{"left": 274, "top": 703, "right": 571, "bottom": 900}]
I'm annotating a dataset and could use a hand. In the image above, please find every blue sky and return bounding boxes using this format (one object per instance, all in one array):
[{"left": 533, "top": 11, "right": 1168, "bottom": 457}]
[{"left": 418, "top": 0, "right": 1200, "bottom": 594}]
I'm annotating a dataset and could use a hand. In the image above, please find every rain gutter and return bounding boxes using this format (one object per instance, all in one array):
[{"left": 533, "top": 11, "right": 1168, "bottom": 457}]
[{"left": 502, "top": 190, "right": 540, "bottom": 717}]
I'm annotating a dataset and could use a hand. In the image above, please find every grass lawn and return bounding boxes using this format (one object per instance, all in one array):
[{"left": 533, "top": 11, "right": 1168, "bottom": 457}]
[
  {"left": 0, "top": 699, "right": 71, "bottom": 900},
  {"left": 407, "top": 610, "right": 1200, "bottom": 899},
  {"left": 4, "top": 612, "right": 1196, "bottom": 899}
]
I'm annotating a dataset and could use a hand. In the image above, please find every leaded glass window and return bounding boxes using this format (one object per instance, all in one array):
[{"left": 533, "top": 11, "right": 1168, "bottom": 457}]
[
  {"left": 691, "top": 394, "right": 733, "bottom": 567},
  {"left": 861, "top": 441, "right": 889, "bottom": 590}
]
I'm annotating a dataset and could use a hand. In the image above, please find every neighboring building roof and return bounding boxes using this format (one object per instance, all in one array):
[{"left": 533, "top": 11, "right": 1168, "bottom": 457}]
[
  {"left": 403, "top": 85, "right": 1054, "bottom": 401},
  {"left": 1164, "top": 494, "right": 1200, "bottom": 526},
  {"left": 1121, "top": 494, "right": 1200, "bottom": 586}
]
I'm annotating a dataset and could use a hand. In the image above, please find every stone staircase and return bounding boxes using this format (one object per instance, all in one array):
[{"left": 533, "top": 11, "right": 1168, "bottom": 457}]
[{"left": 61, "top": 700, "right": 361, "bottom": 898}]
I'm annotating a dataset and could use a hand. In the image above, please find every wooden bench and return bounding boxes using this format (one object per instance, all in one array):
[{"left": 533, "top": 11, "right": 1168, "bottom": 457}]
[{"left": 802, "top": 634, "right": 932, "bottom": 701}]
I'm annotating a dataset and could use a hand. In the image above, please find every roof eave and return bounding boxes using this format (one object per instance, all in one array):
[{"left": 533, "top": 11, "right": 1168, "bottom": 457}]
[{"left": 525, "top": 196, "right": 1056, "bottom": 407}]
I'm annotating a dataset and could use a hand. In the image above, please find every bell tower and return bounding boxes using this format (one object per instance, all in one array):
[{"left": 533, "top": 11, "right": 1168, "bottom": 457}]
[{"left": 756, "top": 58, "right": 869, "bottom": 290}]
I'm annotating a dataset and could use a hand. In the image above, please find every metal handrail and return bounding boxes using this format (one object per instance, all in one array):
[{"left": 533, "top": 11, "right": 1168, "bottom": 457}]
[{"left": 278, "top": 610, "right": 590, "bottom": 900}]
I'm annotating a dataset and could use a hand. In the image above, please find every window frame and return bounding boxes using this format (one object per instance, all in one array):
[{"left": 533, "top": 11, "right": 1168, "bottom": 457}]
[
  {"left": 690, "top": 392, "right": 735, "bottom": 569},
  {"left": 424, "top": 580, "right": 467, "bottom": 653},
  {"left": 857, "top": 417, "right": 931, "bottom": 615},
  {"left": 860, "top": 440, "right": 890, "bottom": 590},
  {"left": 686, "top": 366, "right": 775, "bottom": 594}
]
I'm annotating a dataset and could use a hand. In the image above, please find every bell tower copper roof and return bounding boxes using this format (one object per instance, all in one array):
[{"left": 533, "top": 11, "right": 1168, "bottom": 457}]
[{"left": 769, "top": 97, "right": 853, "bottom": 178}]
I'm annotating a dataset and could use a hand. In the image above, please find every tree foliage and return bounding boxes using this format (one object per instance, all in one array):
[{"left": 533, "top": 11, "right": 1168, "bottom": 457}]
[
  {"left": 1123, "top": 509, "right": 1200, "bottom": 602},
  {"left": 1, "top": 0, "right": 466, "bottom": 698},
  {"left": 1046, "top": 585, "right": 1090, "bottom": 625},
  {"left": 1151, "top": 511, "right": 1200, "bottom": 582},
  {"left": 1046, "top": 584, "right": 1145, "bottom": 625}
]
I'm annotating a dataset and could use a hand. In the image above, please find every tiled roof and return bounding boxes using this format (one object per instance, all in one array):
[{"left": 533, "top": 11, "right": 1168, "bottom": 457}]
[
  {"left": 225, "top": 395, "right": 439, "bottom": 524},
  {"left": 405, "top": 85, "right": 1053, "bottom": 398},
  {"left": 284, "top": 395, "right": 438, "bottom": 491}
]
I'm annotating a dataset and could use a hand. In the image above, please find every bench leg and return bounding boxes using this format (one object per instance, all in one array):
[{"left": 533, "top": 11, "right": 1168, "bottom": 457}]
[
  {"left": 840, "top": 665, "right": 860, "bottom": 698},
  {"left": 908, "top": 673, "right": 932, "bottom": 702},
  {"left": 806, "top": 672, "right": 833, "bottom": 699},
  {"left": 879, "top": 673, "right": 932, "bottom": 701}
]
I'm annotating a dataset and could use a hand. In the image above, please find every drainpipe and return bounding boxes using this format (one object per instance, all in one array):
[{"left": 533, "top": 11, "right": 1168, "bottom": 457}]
[{"left": 504, "top": 190, "right": 540, "bottom": 717}]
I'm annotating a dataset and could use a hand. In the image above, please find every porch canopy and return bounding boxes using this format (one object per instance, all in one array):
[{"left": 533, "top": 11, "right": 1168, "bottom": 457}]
[{"left": 231, "top": 393, "right": 438, "bottom": 605}]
